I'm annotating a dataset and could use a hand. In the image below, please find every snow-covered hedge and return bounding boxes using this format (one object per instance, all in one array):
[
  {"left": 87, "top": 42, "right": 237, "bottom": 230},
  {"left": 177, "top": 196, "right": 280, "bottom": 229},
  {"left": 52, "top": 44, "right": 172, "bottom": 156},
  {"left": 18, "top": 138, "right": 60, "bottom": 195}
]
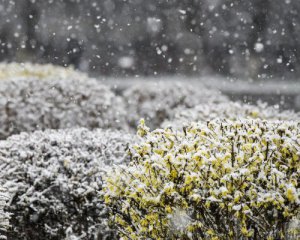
[
  {"left": 104, "top": 119, "right": 300, "bottom": 240},
  {"left": 0, "top": 187, "right": 10, "bottom": 240},
  {"left": 0, "top": 128, "right": 136, "bottom": 239},
  {"left": 163, "top": 101, "right": 300, "bottom": 129},
  {"left": 0, "top": 62, "right": 88, "bottom": 81},
  {"left": 122, "top": 81, "right": 229, "bottom": 130},
  {"left": 0, "top": 63, "right": 127, "bottom": 139}
]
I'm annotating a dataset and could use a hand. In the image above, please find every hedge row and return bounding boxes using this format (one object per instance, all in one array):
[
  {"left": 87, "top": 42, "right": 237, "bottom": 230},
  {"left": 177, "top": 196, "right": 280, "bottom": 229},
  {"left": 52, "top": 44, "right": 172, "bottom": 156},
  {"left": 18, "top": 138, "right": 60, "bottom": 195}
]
[
  {"left": 0, "top": 63, "right": 299, "bottom": 239},
  {"left": 0, "top": 63, "right": 127, "bottom": 139},
  {"left": 163, "top": 101, "right": 300, "bottom": 129},
  {"left": 122, "top": 81, "right": 229, "bottom": 130},
  {"left": 0, "top": 63, "right": 230, "bottom": 138}
]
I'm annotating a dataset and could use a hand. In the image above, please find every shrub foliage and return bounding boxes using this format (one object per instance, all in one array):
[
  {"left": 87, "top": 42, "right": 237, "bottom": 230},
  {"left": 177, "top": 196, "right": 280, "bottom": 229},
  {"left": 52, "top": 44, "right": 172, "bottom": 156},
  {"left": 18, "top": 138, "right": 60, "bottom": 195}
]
[
  {"left": 163, "top": 101, "right": 300, "bottom": 129},
  {"left": 0, "top": 63, "right": 127, "bottom": 139},
  {"left": 0, "top": 187, "right": 10, "bottom": 240},
  {"left": 105, "top": 119, "right": 300, "bottom": 240},
  {"left": 122, "top": 81, "right": 228, "bottom": 130},
  {"left": 0, "top": 128, "right": 135, "bottom": 239},
  {"left": 0, "top": 62, "right": 88, "bottom": 81}
]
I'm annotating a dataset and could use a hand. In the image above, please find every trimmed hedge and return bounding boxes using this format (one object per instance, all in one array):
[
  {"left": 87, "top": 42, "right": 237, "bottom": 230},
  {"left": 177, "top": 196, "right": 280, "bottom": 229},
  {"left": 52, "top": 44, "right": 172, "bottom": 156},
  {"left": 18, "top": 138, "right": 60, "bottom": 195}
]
[
  {"left": 0, "top": 128, "right": 136, "bottom": 239},
  {"left": 0, "top": 62, "right": 88, "bottom": 81},
  {"left": 0, "top": 63, "right": 127, "bottom": 139},
  {"left": 104, "top": 119, "right": 300, "bottom": 240},
  {"left": 163, "top": 101, "right": 300, "bottom": 129},
  {"left": 122, "top": 81, "right": 229, "bottom": 130}
]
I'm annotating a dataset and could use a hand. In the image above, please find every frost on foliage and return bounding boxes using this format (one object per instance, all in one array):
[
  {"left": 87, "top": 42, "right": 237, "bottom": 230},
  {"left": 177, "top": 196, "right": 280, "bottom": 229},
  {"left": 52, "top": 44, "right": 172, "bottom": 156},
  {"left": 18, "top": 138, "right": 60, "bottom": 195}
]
[
  {"left": 0, "top": 63, "right": 127, "bottom": 139},
  {"left": 0, "top": 128, "right": 136, "bottom": 240},
  {"left": 163, "top": 101, "right": 300, "bottom": 129},
  {"left": 122, "top": 81, "right": 229, "bottom": 130},
  {"left": 0, "top": 187, "right": 10, "bottom": 240},
  {"left": 105, "top": 119, "right": 300, "bottom": 240}
]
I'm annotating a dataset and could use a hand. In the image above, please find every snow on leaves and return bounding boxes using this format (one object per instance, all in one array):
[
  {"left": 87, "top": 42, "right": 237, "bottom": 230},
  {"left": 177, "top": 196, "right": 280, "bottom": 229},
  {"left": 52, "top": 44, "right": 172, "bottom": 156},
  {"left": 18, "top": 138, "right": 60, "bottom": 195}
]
[
  {"left": 0, "top": 187, "right": 10, "bottom": 240},
  {"left": 0, "top": 62, "right": 88, "bottom": 81},
  {"left": 122, "top": 81, "right": 229, "bottom": 130},
  {"left": 163, "top": 101, "right": 300, "bottom": 129},
  {"left": 0, "top": 63, "right": 127, "bottom": 139},
  {"left": 0, "top": 128, "right": 136, "bottom": 239},
  {"left": 104, "top": 119, "right": 300, "bottom": 240}
]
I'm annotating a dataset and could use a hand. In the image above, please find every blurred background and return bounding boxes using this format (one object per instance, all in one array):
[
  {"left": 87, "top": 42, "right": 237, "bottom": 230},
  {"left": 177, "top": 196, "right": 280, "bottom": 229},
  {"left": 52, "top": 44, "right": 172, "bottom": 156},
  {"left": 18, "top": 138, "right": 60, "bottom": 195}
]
[{"left": 1, "top": 0, "right": 300, "bottom": 108}]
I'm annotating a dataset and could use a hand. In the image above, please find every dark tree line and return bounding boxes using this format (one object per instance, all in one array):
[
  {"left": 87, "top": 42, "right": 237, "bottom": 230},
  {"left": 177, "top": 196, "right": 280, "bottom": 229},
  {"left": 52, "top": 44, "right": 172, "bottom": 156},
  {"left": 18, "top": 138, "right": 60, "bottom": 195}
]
[{"left": 0, "top": 0, "right": 300, "bottom": 79}]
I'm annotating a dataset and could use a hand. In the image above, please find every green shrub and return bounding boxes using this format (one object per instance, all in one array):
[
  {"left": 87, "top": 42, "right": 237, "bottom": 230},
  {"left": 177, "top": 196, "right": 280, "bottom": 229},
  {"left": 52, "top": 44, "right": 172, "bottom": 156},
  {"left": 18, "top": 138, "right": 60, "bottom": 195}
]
[{"left": 104, "top": 119, "right": 300, "bottom": 240}]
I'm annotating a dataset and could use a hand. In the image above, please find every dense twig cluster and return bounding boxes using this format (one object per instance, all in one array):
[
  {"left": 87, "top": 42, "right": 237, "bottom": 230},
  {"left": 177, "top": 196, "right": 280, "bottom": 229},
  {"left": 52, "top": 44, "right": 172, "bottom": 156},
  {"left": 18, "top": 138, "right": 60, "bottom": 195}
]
[
  {"left": 0, "top": 63, "right": 127, "bottom": 139},
  {"left": 122, "top": 81, "right": 229, "bottom": 130},
  {"left": 163, "top": 101, "right": 300, "bottom": 129},
  {"left": 0, "top": 63, "right": 231, "bottom": 138},
  {"left": 104, "top": 119, "right": 300, "bottom": 240},
  {"left": 0, "top": 128, "right": 136, "bottom": 239}
]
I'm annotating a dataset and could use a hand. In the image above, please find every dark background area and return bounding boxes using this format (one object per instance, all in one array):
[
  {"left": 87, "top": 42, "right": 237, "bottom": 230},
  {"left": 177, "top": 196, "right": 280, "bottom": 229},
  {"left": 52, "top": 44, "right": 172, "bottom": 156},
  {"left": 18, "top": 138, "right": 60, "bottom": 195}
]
[{"left": 0, "top": 0, "right": 300, "bottom": 80}]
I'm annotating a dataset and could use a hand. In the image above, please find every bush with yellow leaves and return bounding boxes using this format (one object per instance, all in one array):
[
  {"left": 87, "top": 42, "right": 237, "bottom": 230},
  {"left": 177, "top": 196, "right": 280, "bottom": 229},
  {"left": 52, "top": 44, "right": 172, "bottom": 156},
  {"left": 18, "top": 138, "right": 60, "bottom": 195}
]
[{"left": 104, "top": 119, "right": 300, "bottom": 240}]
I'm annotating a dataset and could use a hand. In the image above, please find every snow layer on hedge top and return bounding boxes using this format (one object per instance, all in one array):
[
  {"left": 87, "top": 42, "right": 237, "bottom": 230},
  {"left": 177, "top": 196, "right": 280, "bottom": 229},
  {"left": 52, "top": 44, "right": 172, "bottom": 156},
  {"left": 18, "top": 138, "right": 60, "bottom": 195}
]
[
  {"left": 105, "top": 119, "right": 300, "bottom": 240},
  {"left": 0, "top": 128, "right": 136, "bottom": 240},
  {"left": 122, "top": 81, "right": 229, "bottom": 130},
  {"left": 163, "top": 101, "right": 300, "bottom": 129},
  {"left": 0, "top": 187, "right": 10, "bottom": 240},
  {"left": 0, "top": 63, "right": 127, "bottom": 139},
  {"left": 0, "top": 62, "right": 88, "bottom": 80}
]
